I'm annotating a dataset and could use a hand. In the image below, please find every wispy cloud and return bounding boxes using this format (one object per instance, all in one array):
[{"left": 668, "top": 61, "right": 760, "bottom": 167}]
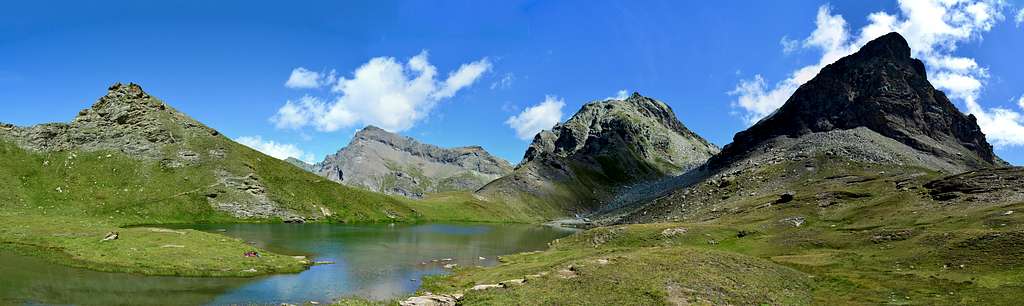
[
  {"left": 284, "top": 67, "right": 336, "bottom": 89},
  {"left": 780, "top": 35, "right": 800, "bottom": 54},
  {"left": 490, "top": 73, "right": 516, "bottom": 90},
  {"left": 273, "top": 51, "right": 491, "bottom": 132},
  {"left": 506, "top": 95, "right": 565, "bottom": 140},
  {"left": 608, "top": 89, "right": 630, "bottom": 100},
  {"left": 235, "top": 136, "right": 315, "bottom": 163},
  {"left": 731, "top": 1, "right": 1024, "bottom": 147}
]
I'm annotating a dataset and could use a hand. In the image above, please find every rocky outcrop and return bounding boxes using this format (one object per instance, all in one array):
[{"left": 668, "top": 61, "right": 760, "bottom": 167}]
[
  {"left": 925, "top": 167, "right": 1024, "bottom": 204},
  {"left": 311, "top": 125, "right": 513, "bottom": 198},
  {"left": 0, "top": 83, "right": 342, "bottom": 221},
  {"left": 477, "top": 93, "right": 719, "bottom": 215},
  {"left": 0, "top": 83, "right": 219, "bottom": 160},
  {"left": 713, "top": 32, "right": 1004, "bottom": 172}
]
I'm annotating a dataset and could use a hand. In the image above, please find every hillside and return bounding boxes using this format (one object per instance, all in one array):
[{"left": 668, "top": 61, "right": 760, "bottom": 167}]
[
  {"left": 476, "top": 93, "right": 719, "bottom": 218},
  {"left": 311, "top": 126, "right": 512, "bottom": 198},
  {"left": 424, "top": 33, "right": 1024, "bottom": 305},
  {"left": 618, "top": 32, "right": 1006, "bottom": 224},
  {"left": 0, "top": 83, "right": 420, "bottom": 224},
  {"left": 0, "top": 83, "right": 523, "bottom": 277}
]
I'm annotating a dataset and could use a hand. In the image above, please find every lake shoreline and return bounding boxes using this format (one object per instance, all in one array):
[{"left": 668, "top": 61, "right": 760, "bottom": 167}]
[{"left": 0, "top": 221, "right": 575, "bottom": 305}]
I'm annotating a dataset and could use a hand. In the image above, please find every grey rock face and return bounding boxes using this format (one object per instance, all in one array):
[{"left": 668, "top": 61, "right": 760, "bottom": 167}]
[
  {"left": 478, "top": 93, "right": 720, "bottom": 213},
  {"left": 312, "top": 125, "right": 513, "bottom": 198},
  {"left": 285, "top": 157, "right": 316, "bottom": 172},
  {"left": 714, "top": 32, "right": 1004, "bottom": 171},
  {"left": 925, "top": 167, "right": 1024, "bottom": 203}
]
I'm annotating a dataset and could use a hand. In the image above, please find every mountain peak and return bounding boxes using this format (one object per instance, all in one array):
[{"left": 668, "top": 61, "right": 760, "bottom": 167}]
[
  {"left": 358, "top": 124, "right": 387, "bottom": 133},
  {"left": 1, "top": 82, "right": 218, "bottom": 159},
  {"left": 714, "top": 32, "right": 1001, "bottom": 171},
  {"left": 106, "top": 82, "right": 150, "bottom": 99},
  {"left": 315, "top": 126, "right": 512, "bottom": 198},
  {"left": 626, "top": 91, "right": 644, "bottom": 100},
  {"left": 482, "top": 94, "right": 719, "bottom": 213},
  {"left": 857, "top": 32, "right": 912, "bottom": 61},
  {"left": 352, "top": 125, "right": 404, "bottom": 146}
]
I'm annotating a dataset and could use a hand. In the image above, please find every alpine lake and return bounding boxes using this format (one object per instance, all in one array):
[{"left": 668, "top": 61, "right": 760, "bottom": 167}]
[{"left": 0, "top": 223, "right": 577, "bottom": 305}]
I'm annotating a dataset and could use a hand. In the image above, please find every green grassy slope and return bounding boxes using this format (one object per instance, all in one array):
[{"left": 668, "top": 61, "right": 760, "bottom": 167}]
[
  {"left": 0, "top": 134, "right": 542, "bottom": 276},
  {"left": 0, "top": 86, "right": 537, "bottom": 277},
  {"left": 422, "top": 158, "right": 1024, "bottom": 304}
]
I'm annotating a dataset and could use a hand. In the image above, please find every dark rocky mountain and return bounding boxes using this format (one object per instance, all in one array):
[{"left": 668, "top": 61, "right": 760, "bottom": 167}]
[
  {"left": 310, "top": 125, "right": 513, "bottom": 198},
  {"left": 713, "top": 32, "right": 1004, "bottom": 173},
  {"left": 615, "top": 32, "right": 1009, "bottom": 224},
  {"left": 477, "top": 93, "right": 720, "bottom": 215}
]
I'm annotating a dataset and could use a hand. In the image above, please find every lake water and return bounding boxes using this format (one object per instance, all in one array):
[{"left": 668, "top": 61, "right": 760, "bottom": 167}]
[{"left": 0, "top": 223, "right": 576, "bottom": 305}]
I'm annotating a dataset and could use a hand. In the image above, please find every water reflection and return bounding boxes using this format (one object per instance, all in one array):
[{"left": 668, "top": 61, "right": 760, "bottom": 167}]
[{"left": 0, "top": 223, "right": 575, "bottom": 305}]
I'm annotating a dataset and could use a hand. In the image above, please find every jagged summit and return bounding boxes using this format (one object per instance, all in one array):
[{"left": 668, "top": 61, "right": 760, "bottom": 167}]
[
  {"left": 852, "top": 32, "right": 914, "bottom": 62},
  {"left": 714, "top": 32, "right": 1001, "bottom": 171},
  {"left": 102, "top": 82, "right": 152, "bottom": 101},
  {"left": 523, "top": 92, "right": 714, "bottom": 168},
  {"left": 479, "top": 93, "right": 719, "bottom": 214},
  {"left": 312, "top": 125, "right": 513, "bottom": 198},
  {"left": 0, "top": 82, "right": 218, "bottom": 158}
]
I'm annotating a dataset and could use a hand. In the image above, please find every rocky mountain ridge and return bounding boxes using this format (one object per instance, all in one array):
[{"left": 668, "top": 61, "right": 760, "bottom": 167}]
[
  {"left": 712, "top": 32, "right": 1004, "bottom": 173},
  {"left": 310, "top": 125, "right": 513, "bottom": 198},
  {"left": 477, "top": 93, "right": 720, "bottom": 215},
  {"left": 615, "top": 32, "right": 1010, "bottom": 224}
]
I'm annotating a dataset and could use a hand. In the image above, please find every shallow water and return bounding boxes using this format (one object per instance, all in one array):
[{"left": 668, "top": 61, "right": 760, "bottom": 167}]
[{"left": 0, "top": 223, "right": 576, "bottom": 305}]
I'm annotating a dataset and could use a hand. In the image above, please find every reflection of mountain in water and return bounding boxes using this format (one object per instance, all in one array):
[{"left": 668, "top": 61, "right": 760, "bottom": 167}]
[
  {"left": 192, "top": 223, "right": 575, "bottom": 303},
  {"left": 0, "top": 251, "right": 250, "bottom": 305},
  {"left": 0, "top": 223, "right": 572, "bottom": 305}
]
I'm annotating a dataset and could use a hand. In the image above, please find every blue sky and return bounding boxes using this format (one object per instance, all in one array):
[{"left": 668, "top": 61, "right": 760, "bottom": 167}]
[{"left": 2, "top": 1, "right": 1022, "bottom": 165}]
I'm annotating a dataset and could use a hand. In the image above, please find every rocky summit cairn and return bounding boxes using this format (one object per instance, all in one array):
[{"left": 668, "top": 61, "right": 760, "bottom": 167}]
[
  {"left": 477, "top": 93, "right": 719, "bottom": 213},
  {"left": 714, "top": 32, "right": 1004, "bottom": 172},
  {"left": 310, "top": 125, "right": 513, "bottom": 198},
  {"left": 0, "top": 82, "right": 219, "bottom": 159}
]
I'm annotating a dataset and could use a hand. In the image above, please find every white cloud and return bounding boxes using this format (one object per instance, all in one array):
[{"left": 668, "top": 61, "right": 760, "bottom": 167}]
[
  {"left": 780, "top": 36, "right": 801, "bottom": 54},
  {"left": 491, "top": 73, "right": 515, "bottom": 90},
  {"left": 731, "top": 0, "right": 1024, "bottom": 147},
  {"left": 1018, "top": 95, "right": 1024, "bottom": 110},
  {"left": 435, "top": 58, "right": 492, "bottom": 99},
  {"left": 608, "top": 89, "right": 630, "bottom": 100},
  {"left": 967, "top": 103, "right": 1024, "bottom": 147},
  {"left": 1017, "top": 8, "right": 1024, "bottom": 26},
  {"left": 270, "top": 95, "right": 327, "bottom": 129},
  {"left": 284, "top": 67, "right": 335, "bottom": 89},
  {"left": 273, "top": 51, "right": 491, "bottom": 132},
  {"left": 506, "top": 95, "right": 565, "bottom": 140},
  {"left": 235, "top": 136, "right": 315, "bottom": 163}
]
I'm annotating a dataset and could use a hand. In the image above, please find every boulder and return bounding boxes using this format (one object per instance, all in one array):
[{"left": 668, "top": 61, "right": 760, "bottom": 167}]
[{"left": 399, "top": 294, "right": 461, "bottom": 306}]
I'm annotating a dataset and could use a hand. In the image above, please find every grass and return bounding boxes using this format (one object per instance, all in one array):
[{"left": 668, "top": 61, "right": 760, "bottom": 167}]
[
  {"left": 421, "top": 158, "right": 1024, "bottom": 305},
  {"left": 402, "top": 192, "right": 541, "bottom": 223},
  {"left": 421, "top": 232, "right": 812, "bottom": 305},
  {"left": 0, "top": 214, "right": 308, "bottom": 277},
  {"left": 0, "top": 122, "right": 534, "bottom": 277}
]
